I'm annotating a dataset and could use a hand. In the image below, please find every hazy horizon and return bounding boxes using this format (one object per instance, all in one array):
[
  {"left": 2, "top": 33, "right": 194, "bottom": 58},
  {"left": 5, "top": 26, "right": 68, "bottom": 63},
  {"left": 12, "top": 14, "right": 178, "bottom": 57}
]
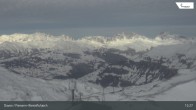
[
  {"left": 0, "top": 0, "right": 195, "bottom": 38},
  {"left": 0, "top": 25, "right": 196, "bottom": 39}
]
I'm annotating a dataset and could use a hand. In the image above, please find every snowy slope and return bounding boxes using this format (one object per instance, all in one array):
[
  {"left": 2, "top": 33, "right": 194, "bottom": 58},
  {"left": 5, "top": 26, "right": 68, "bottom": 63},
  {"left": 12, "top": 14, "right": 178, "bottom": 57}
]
[
  {"left": 0, "top": 67, "right": 71, "bottom": 101},
  {"left": 151, "top": 80, "right": 196, "bottom": 101},
  {"left": 1, "top": 66, "right": 196, "bottom": 101}
]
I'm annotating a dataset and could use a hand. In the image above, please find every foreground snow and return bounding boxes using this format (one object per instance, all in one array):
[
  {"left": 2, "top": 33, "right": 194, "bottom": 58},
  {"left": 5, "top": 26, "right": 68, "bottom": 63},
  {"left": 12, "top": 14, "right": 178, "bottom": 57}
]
[
  {"left": 151, "top": 80, "right": 196, "bottom": 101},
  {"left": 1, "top": 66, "right": 196, "bottom": 101},
  {"left": 0, "top": 67, "right": 71, "bottom": 101}
]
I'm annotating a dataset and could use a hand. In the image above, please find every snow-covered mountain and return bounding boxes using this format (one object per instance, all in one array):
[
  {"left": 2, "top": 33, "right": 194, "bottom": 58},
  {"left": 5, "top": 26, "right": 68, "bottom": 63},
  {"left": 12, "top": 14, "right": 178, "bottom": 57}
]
[
  {"left": 0, "top": 32, "right": 190, "bottom": 51},
  {"left": 0, "top": 32, "right": 196, "bottom": 101}
]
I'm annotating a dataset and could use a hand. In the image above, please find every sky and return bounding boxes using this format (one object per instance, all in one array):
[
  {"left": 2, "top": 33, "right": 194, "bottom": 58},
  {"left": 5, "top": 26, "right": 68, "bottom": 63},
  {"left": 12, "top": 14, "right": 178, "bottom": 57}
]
[{"left": 0, "top": 0, "right": 196, "bottom": 38}]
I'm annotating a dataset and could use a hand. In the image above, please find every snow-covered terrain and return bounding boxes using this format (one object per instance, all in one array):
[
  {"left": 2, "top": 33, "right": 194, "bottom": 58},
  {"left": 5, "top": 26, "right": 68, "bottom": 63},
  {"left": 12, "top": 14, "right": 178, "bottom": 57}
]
[
  {"left": 0, "top": 32, "right": 190, "bottom": 52},
  {"left": 151, "top": 80, "right": 196, "bottom": 101},
  {"left": 0, "top": 32, "right": 196, "bottom": 101}
]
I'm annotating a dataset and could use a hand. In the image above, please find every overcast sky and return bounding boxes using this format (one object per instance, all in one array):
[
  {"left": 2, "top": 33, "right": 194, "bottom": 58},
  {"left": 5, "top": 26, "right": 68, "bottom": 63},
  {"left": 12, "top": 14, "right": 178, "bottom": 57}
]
[{"left": 0, "top": 0, "right": 195, "bottom": 37}]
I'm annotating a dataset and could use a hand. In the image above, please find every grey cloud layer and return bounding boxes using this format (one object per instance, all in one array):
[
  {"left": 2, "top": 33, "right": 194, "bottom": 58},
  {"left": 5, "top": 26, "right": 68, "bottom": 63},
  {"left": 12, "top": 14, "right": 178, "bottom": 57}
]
[{"left": 0, "top": 0, "right": 195, "bottom": 30}]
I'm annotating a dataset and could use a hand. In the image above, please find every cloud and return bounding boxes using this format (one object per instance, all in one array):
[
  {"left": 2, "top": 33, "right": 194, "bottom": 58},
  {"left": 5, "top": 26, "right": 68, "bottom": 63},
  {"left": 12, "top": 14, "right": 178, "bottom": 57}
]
[{"left": 0, "top": 0, "right": 195, "bottom": 31}]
